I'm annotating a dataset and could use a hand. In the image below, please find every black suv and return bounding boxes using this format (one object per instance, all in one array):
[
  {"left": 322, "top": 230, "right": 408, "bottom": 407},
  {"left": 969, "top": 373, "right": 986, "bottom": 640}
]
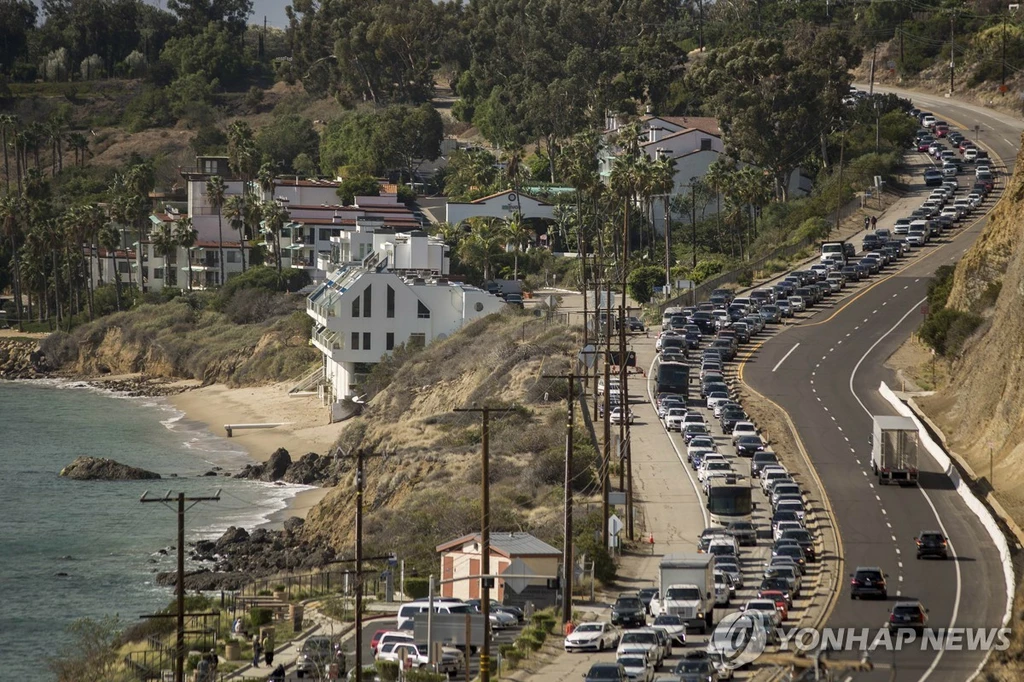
[
  {"left": 915, "top": 531, "right": 949, "bottom": 559},
  {"left": 751, "top": 451, "right": 779, "bottom": 477},
  {"left": 780, "top": 528, "right": 817, "bottom": 562},
  {"left": 674, "top": 652, "right": 718, "bottom": 682},
  {"left": 610, "top": 596, "right": 647, "bottom": 628},
  {"left": 850, "top": 566, "right": 888, "bottom": 599}
]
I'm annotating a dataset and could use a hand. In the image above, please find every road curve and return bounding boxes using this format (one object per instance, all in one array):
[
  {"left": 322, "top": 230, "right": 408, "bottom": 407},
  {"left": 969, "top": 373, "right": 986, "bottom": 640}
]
[{"left": 744, "top": 89, "right": 1021, "bottom": 682}]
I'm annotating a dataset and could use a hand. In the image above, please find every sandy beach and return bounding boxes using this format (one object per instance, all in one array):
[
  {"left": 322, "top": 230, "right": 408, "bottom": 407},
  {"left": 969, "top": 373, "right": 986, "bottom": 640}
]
[{"left": 170, "top": 382, "right": 346, "bottom": 521}]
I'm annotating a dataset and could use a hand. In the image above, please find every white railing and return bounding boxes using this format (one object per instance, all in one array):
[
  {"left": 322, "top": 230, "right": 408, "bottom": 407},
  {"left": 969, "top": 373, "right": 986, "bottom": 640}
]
[{"left": 289, "top": 365, "right": 325, "bottom": 394}]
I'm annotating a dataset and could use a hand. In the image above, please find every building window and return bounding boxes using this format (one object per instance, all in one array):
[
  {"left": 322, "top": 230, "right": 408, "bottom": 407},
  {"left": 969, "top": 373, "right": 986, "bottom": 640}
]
[
  {"left": 363, "top": 284, "right": 371, "bottom": 317},
  {"left": 351, "top": 296, "right": 360, "bottom": 317},
  {"left": 700, "top": 137, "right": 712, "bottom": 151},
  {"left": 386, "top": 333, "right": 395, "bottom": 350},
  {"left": 154, "top": 267, "right": 164, "bottom": 280},
  {"left": 409, "top": 333, "right": 426, "bottom": 349},
  {"left": 387, "top": 285, "right": 395, "bottom": 318},
  {"left": 227, "top": 251, "right": 238, "bottom": 263},
  {"left": 417, "top": 301, "right": 431, "bottom": 319},
  {"left": 118, "top": 262, "right": 130, "bottom": 274},
  {"left": 351, "top": 332, "right": 360, "bottom": 350},
  {"left": 363, "top": 332, "right": 371, "bottom": 349}
]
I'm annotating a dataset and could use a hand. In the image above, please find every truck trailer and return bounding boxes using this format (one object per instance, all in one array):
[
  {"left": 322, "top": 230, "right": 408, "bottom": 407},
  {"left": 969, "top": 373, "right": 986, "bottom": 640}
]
[
  {"left": 871, "top": 415, "right": 920, "bottom": 486},
  {"left": 651, "top": 553, "right": 715, "bottom": 632}
]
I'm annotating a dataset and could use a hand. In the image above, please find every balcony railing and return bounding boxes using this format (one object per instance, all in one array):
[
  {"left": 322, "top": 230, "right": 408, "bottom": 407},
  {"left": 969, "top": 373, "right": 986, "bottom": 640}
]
[{"left": 313, "top": 327, "right": 343, "bottom": 351}]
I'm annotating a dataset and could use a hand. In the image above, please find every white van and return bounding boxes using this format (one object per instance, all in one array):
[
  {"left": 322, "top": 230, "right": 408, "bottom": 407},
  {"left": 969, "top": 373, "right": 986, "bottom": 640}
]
[
  {"left": 820, "top": 242, "right": 844, "bottom": 263},
  {"left": 396, "top": 599, "right": 474, "bottom": 630}
]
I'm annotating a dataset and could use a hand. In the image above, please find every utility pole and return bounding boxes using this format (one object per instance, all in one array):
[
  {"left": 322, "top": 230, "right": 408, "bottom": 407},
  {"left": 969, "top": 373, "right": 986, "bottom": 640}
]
[
  {"left": 454, "top": 407, "right": 514, "bottom": 682},
  {"left": 833, "top": 126, "right": 846, "bottom": 235},
  {"left": 140, "top": 490, "right": 221, "bottom": 682},
  {"left": 875, "top": 100, "right": 881, "bottom": 153},
  {"left": 355, "top": 448, "right": 364, "bottom": 682},
  {"left": 602, "top": 276, "right": 612, "bottom": 550},
  {"left": 698, "top": 0, "right": 705, "bottom": 51},
  {"left": 542, "top": 371, "right": 581, "bottom": 624},
  {"left": 1002, "top": 18, "right": 1007, "bottom": 91},
  {"left": 690, "top": 178, "right": 698, "bottom": 268},
  {"left": 869, "top": 44, "right": 877, "bottom": 96},
  {"left": 950, "top": 15, "right": 955, "bottom": 95},
  {"left": 899, "top": 21, "right": 905, "bottom": 69}
]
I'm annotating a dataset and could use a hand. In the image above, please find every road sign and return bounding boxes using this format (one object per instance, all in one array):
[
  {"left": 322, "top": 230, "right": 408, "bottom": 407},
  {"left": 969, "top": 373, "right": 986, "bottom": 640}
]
[
  {"left": 579, "top": 344, "right": 598, "bottom": 369},
  {"left": 608, "top": 491, "right": 627, "bottom": 506},
  {"left": 675, "top": 279, "right": 694, "bottom": 290},
  {"left": 608, "top": 514, "right": 624, "bottom": 537}
]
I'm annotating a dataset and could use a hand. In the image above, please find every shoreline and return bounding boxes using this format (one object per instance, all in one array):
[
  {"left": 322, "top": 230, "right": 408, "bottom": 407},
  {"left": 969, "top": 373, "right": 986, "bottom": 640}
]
[{"left": 169, "top": 382, "right": 346, "bottom": 525}]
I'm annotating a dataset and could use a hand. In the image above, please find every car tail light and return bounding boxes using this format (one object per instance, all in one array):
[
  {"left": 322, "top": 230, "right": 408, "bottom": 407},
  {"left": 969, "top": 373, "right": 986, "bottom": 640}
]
[
  {"left": 889, "top": 614, "right": 896, "bottom": 622},
  {"left": 851, "top": 579, "right": 858, "bottom": 586}
]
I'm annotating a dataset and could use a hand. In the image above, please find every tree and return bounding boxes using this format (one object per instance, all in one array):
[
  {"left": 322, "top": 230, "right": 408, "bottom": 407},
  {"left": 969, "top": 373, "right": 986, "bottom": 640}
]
[
  {"left": 650, "top": 154, "right": 677, "bottom": 282},
  {"left": 166, "top": 0, "right": 253, "bottom": 39},
  {"left": 98, "top": 219, "right": 122, "bottom": 310},
  {"left": 443, "top": 148, "right": 498, "bottom": 201},
  {"left": 159, "top": 20, "right": 247, "bottom": 86},
  {"left": 319, "top": 105, "right": 443, "bottom": 177},
  {"left": 0, "top": 114, "right": 17, "bottom": 192},
  {"left": 627, "top": 265, "right": 666, "bottom": 304},
  {"left": 256, "top": 115, "right": 319, "bottom": 173},
  {"left": 0, "top": 0, "right": 36, "bottom": 76},
  {"left": 49, "top": 616, "right": 132, "bottom": 682},
  {"left": 260, "top": 201, "right": 288, "bottom": 274},
  {"left": 457, "top": 219, "right": 503, "bottom": 282},
  {"left": 150, "top": 222, "right": 178, "bottom": 287},
  {"left": 175, "top": 217, "right": 197, "bottom": 290},
  {"left": 223, "top": 194, "right": 246, "bottom": 273},
  {"left": 0, "top": 194, "right": 25, "bottom": 329},
  {"left": 205, "top": 175, "right": 227, "bottom": 286},
  {"left": 502, "top": 212, "right": 531, "bottom": 281},
  {"left": 336, "top": 175, "right": 380, "bottom": 206}
]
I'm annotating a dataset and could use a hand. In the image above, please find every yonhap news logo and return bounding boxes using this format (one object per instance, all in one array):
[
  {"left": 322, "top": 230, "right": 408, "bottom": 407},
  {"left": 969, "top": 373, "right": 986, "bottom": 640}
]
[{"left": 777, "top": 627, "right": 1012, "bottom": 654}]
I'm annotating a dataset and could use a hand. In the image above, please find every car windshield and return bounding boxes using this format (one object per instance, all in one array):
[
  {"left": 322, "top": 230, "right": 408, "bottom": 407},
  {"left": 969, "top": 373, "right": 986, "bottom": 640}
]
[
  {"left": 894, "top": 606, "right": 921, "bottom": 616},
  {"left": 707, "top": 462, "right": 730, "bottom": 471},
  {"left": 615, "top": 598, "right": 642, "bottom": 610},
  {"left": 738, "top": 436, "right": 762, "bottom": 445},
  {"left": 784, "top": 530, "right": 812, "bottom": 542},
  {"left": 587, "top": 666, "right": 624, "bottom": 680},
  {"left": 654, "top": 615, "right": 682, "bottom": 626},
  {"left": 576, "top": 624, "right": 603, "bottom": 633},
  {"left": 857, "top": 571, "right": 883, "bottom": 581},
  {"left": 666, "top": 587, "right": 701, "bottom": 600},
  {"left": 675, "top": 661, "right": 712, "bottom": 673},
  {"left": 621, "top": 632, "right": 656, "bottom": 644}
]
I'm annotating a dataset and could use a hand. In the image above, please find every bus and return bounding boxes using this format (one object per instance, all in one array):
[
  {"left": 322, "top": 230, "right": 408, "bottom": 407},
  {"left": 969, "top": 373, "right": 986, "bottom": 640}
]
[
  {"left": 706, "top": 481, "right": 753, "bottom": 527},
  {"left": 656, "top": 361, "right": 689, "bottom": 397}
]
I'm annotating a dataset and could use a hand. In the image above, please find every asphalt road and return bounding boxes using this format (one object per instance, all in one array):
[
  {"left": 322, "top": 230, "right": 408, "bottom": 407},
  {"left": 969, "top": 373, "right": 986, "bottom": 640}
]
[{"left": 744, "top": 89, "right": 1022, "bottom": 682}]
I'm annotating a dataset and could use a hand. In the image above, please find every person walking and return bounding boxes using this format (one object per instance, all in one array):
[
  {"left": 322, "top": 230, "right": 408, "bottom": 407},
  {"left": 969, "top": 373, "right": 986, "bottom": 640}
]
[
  {"left": 252, "top": 635, "right": 262, "bottom": 667},
  {"left": 262, "top": 633, "right": 274, "bottom": 666}
]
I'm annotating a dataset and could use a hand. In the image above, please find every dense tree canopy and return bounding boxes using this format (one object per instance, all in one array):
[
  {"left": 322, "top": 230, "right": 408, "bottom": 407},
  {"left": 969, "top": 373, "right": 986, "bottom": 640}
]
[
  {"left": 319, "top": 104, "right": 443, "bottom": 177},
  {"left": 256, "top": 115, "right": 320, "bottom": 174}
]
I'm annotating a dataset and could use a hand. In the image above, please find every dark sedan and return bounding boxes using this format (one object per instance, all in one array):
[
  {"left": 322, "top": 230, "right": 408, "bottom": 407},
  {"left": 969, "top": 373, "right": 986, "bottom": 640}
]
[{"left": 735, "top": 435, "right": 765, "bottom": 457}]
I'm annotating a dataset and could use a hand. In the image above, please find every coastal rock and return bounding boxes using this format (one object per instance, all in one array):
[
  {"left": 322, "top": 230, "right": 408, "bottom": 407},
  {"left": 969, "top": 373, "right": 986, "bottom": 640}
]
[
  {"left": 214, "top": 526, "right": 249, "bottom": 550},
  {"left": 156, "top": 570, "right": 252, "bottom": 591},
  {"left": 59, "top": 456, "right": 161, "bottom": 481},
  {"left": 0, "top": 339, "right": 47, "bottom": 379},
  {"left": 263, "top": 448, "right": 292, "bottom": 481},
  {"left": 283, "top": 517, "right": 304, "bottom": 536},
  {"left": 233, "top": 463, "right": 265, "bottom": 480},
  {"left": 283, "top": 452, "right": 333, "bottom": 485}
]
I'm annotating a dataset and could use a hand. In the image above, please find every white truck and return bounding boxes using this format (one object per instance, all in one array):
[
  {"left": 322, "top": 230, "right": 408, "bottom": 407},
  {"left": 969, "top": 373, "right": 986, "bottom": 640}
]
[
  {"left": 871, "top": 416, "right": 920, "bottom": 486},
  {"left": 651, "top": 554, "right": 716, "bottom": 633}
]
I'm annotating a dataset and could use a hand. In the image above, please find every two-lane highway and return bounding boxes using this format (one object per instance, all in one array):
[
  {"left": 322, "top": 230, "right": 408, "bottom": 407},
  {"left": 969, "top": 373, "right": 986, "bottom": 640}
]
[{"left": 745, "top": 89, "right": 1021, "bottom": 682}]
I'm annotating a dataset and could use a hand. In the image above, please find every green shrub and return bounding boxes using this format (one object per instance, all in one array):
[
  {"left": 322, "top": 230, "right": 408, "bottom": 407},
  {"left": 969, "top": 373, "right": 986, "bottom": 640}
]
[
  {"left": 403, "top": 577, "right": 431, "bottom": 600},
  {"left": 249, "top": 608, "right": 272, "bottom": 628},
  {"left": 376, "top": 660, "right": 400, "bottom": 682},
  {"left": 405, "top": 669, "right": 447, "bottom": 682},
  {"left": 736, "top": 269, "right": 753, "bottom": 287},
  {"left": 918, "top": 308, "right": 982, "bottom": 356}
]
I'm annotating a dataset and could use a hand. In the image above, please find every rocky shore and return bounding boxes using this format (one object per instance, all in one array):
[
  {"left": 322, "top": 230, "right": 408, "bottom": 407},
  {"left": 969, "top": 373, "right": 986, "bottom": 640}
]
[
  {"left": 156, "top": 517, "right": 339, "bottom": 590},
  {"left": 0, "top": 338, "right": 49, "bottom": 379},
  {"left": 234, "top": 447, "right": 349, "bottom": 486}
]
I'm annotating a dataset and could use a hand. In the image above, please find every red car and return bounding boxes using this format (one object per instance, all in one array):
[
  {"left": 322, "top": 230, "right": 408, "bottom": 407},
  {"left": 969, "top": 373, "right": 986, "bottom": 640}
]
[
  {"left": 370, "top": 629, "right": 389, "bottom": 652},
  {"left": 934, "top": 124, "right": 949, "bottom": 137},
  {"left": 758, "top": 589, "right": 790, "bottom": 621}
]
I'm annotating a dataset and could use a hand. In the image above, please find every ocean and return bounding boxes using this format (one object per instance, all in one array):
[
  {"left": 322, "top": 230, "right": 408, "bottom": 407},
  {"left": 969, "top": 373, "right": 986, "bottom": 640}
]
[{"left": 0, "top": 380, "right": 311, "bottom": 681}]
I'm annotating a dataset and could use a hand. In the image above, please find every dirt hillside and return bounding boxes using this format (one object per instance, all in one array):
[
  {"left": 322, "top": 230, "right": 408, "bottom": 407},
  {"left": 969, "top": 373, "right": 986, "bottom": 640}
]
[{"left": 919, "top": 134, "right": 1024, "bottom": 518}]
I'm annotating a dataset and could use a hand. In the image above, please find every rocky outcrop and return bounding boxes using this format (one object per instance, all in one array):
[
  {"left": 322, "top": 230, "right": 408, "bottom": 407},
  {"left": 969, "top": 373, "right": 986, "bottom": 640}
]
[
  {"left": 234, "top": 448, "right": 348, "bottom": 485},
  {"left": 156, "top": 522, "right": 337, "bottom": 590},
  {"left": 0, "top": 339, "right": 47, "bottom": 379},
  {"left": 60, "top": 456, "right": 161, "bottom": 480}
]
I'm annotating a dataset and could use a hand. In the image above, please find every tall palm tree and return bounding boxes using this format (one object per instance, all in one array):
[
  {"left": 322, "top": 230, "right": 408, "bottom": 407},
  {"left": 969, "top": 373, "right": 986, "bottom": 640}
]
[
  {"left": 457, "top": 219, "right": 503, "bottom": 282},
  {"left": 260, "top": 200, "right": 288, "bottom": 274},
  {"left": 0, "top": 194, "right": 24, "bottom": 329},
  {"left": 502, "top": 212, "right": 531, "bottom": 281},
  {"left": 206, "top": 175, "right": 227, "bottom": 286},
  {"left": 151, "top": 222, "right": 179, "bottom": 288},
  {"left": 66, "top": 132, "right": 89, "bottom": 167},
  {"left": 175, "top": 217, "right": 197, "bottom": 291},
  {"left": 223, "top": 194, "right": 247, "bottom": 273},
  {"left": 80, "top": 203, "right": 106, "bottom": 318},
  {"left": 501, "top": 148, "right": 528, "bottom": 215},
  {"left": 98, "top": 221, "right": 123, "bottom": 311},
  {"left": 430, "top": 221, "right": 465, "bottom": 250},
  {"left": 0, "top": 114, "right": 16, "bottom": 192},
  {"left": 257, "top": 162, "right": 276, "bottom": 202},
  {"left": 650, "top": 154, "right": 677, "bottom": 283}
]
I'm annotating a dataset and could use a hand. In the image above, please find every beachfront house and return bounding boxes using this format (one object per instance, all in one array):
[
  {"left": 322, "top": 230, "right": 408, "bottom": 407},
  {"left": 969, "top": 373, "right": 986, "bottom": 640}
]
[
  {"left": 305, "top": 229, "right": 505, "bottom": 415},
  {"left": 435, "top": 532, "right": 561, "bottom": 608}
]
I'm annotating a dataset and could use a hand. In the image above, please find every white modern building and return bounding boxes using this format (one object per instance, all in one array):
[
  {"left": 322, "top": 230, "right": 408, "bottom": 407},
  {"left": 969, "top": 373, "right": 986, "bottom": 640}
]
[
  {"left": 445, "top": 190, "right": 556, "bottom": 225},
  {"left": 306, "top": 229, "right": 505, "bottom": 411}
]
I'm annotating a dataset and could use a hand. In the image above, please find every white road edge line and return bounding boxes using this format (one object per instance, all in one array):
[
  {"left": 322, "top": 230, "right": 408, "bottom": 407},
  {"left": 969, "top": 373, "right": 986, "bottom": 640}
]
[
  {"left": 849, "top": 296, "right": 962, "bottom": 682},
  {"left": 772, "top": 342, "right": 801, "bottom": 373}
]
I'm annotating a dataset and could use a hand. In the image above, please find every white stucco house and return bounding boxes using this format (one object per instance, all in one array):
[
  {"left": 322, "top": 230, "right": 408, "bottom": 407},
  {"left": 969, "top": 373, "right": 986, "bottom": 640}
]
[
  {"left": 445, "top": 190, "right": 556, "bottom": 225},
  {"left": 305, "top": 229, "right": 505, "bottom": 410}
]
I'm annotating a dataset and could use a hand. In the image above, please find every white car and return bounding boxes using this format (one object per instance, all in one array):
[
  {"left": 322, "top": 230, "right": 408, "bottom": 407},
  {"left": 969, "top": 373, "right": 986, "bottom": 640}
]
[
  {"left": 682, "top": 413, "right": 706, "bottom": 429},
  {"left": 742, "top": 599, "right": 783, "bottom": 627},
  {"left": 687, "top": 438, "right": 717, "bottom": 458},
  {"left": 774, "top": 520, "right": 804, "bottom": 541},
  {"left": 975, "top": 164, "right": 991, "bottom": 176},
  {"left": 706, "top": 391, "right": 731, "bottom": 410},
  {"left": 489, "top": 610, "right": 517, "bottom": 629},
  {"left": 377, "top": 642, "right": 462, "bottom": 675},
  {"left": 650, "top": 615, "right": 687, "bottom": 647},
  {"left": 964, "top": 147, "right": 978, "bottom": 162},
  {"left": 617, "top": 652, "right": 654, "bottom": 682},
  {"left": 564, "top": 621, "right": 620, "bottom": 652},
  {"left": 968, "top": 192, "right": 983, "bottom": 208},
  {"left": 789, "top": 296, "right": 806, "bottom": 312},
  {"left": 714, "top": 572, "right": 732, "bottom": 606},
  {"left": 663, "top": 407, "right": 687, "bottom": 431},
  {"left": 617, "top": 631, "right": 663, "bottom": 668},
  {"left": 731, "top": 421, "right": 758, "bottom": 445},
  {"left": 610, "top": 407, "right": 635, "bottom": 424}
]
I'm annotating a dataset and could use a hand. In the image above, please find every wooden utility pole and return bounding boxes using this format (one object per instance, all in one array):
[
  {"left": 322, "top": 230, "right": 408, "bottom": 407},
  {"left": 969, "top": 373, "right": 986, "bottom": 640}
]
[
  {"left": 355, "top": 448, "right": 365, "bottom": 682},
  {"left": 454, "top": 407, "right": 515, "bottom": 682},
  {"left": 140, "top": 490, "right": 221, "bottom": 682},
  {"left": 542, "top": 371, "right": 582, "bottom": 624},
  {"left": 602, "top": 277, "right": 612, "bottom": 550}
]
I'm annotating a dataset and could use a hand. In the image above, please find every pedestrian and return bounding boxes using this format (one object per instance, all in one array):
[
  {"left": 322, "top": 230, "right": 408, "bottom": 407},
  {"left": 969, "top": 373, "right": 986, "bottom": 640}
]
[
  {"left": 262, "top": 633, "right": 274, "bottom": 666},
  {"left": 871, "top": 215, "right": 877, "bottom": 229},
  {"left": 252, "top": 636, "right": 262, "bottom": 667},
  {"left": 196, "top": 655, "right": 210, "bottom": 682},
  {"left": 209, "top": 649, "right": 218, "bottom": 677}
]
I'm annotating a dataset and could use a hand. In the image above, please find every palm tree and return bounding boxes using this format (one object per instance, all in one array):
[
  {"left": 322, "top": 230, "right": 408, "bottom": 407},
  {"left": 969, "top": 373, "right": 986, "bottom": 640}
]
[
  {"left": 66, "top": 132, "right": 89, "bottom": 167},
  {"left": 257, "top": 162, "right": 276, "bottom": 202},
  {"left": 650, "top": 153, "right": 677, "bottom": 283},
  {"left": 0, "top": 194, "right": 24, "bottom": 329},
  {"left": 430, "top": 221, "right": 465, "bottom": 249},
  {"left": 223, "top": 194, "right": 247, "bottom": 273},
  {"left": 502, "top": 212, "right": 531, "bottom": 281},
  {"left": 260, "top": 200, "right": 288, "bottom": 274},
  {"left": 98, "top": 221, "right": 123, "bottom": 311},
  {"left": 151, "top": 222, "right": 179, "bottom": 288},
  {"left": 80, "top": 203, "right": 106, "bottom": 318},
  {"left": 206, "top": 175, "right": 227, "bottom": 286},
  {"left": 457, "top": 219, "right": 503, "bottom": 281},
  {"left": 175, "top": 217, "right": 198, "bottom": 291},
  {"left": 0, "top": 114, "right": 16, "bottom": 192}
]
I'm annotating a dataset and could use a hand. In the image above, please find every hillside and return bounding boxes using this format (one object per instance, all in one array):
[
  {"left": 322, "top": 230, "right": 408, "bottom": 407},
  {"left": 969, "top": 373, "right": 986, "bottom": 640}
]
[
  {"left": 299, "top": 312, "right": 600, "bottom": 570},
  {"left": 918, "top": 131, "right": 1024, "bottom": 520}
]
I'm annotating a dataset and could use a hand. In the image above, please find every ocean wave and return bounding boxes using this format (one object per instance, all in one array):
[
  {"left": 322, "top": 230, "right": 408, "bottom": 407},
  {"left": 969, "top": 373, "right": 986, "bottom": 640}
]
[{"left": 192, "top": 481, "right": 316, "bottom": 538}]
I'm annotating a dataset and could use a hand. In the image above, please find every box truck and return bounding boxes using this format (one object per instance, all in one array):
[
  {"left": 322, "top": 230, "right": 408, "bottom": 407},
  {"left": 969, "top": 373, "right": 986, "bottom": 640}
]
[
  {"left": 871, "top": 416, "right": 920, "bottom": 486},
  {"left": 650, "top": 554, "right": 716, "bottom": 633}
]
